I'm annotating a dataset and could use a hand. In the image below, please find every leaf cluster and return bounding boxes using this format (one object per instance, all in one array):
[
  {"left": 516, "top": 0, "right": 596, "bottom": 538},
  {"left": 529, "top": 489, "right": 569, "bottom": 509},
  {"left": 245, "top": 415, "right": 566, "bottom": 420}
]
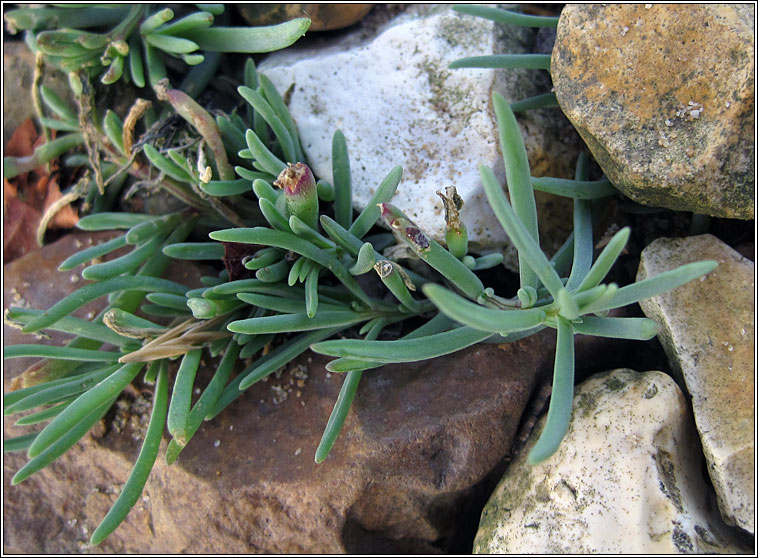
[{"left": 5, "top": 4, "right": 309, "bottom": 87}]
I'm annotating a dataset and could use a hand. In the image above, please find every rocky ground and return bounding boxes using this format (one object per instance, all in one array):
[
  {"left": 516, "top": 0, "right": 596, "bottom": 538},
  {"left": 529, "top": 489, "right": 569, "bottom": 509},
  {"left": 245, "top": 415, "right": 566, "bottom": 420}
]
[{"left": 3, "top": 4, "right": 755, "bottom": 554}]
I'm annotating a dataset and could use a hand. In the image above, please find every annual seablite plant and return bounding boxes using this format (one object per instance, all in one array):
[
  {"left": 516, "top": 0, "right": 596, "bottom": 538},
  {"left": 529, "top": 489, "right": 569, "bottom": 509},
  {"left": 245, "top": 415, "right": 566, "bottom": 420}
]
[{"left": 3, "top": 4, "right": 717, "bottom": 546}]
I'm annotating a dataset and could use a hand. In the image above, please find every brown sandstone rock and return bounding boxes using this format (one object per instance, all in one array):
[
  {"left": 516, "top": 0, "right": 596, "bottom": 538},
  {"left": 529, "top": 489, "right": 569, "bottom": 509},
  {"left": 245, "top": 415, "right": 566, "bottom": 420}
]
[
  {"left": 3, "top": 231, "right": 121, "bottom": 386},
  {"left": 4, "top": 336, "right": 548, "bottom": 553},
  {"left": 3, "top": 230, "right": 546, "bottom": 553},
  {"left": 3, "top": 42, "right": 73, "bottom": 151},
  {"left": 236, "top": 4, "right": 373, "bottom": 32},
  {"left": 3, "top": 231, "right": 645, "bottom": 553},
  {"left": 552, "top": 4, "right": 755, "bottom": 219}
]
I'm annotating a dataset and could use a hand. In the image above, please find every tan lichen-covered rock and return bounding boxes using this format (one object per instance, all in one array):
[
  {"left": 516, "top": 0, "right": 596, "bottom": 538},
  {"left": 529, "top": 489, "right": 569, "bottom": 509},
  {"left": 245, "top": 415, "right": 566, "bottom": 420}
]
[
  {"left": 259, "top": 5, "right": 580, "bottom": 259},
  {"left": 637, "top": 234, "right": 755, "bottom": 534},
  {"left": 473, "top": 369, "right": 748, "bottom": 554},
  {"left": 551, "top": 4, "right": 755, "bottom": 219}
]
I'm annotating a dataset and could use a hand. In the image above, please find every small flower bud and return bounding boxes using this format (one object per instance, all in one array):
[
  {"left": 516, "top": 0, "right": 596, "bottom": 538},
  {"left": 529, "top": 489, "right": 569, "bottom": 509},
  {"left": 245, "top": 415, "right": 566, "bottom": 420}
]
[
  {"left": 436, "top": 186, "right": 468, "bottom": 259},
  {"left": 274, "top": 163, "right": 319, "bottom": 229},
  {"left": 517, "top": 286, "right": 538, "bottom": 308}
]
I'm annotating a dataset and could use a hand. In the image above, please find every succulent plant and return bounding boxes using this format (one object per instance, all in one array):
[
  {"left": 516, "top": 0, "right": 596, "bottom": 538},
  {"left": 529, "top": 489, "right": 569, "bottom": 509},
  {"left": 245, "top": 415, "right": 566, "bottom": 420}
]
[
  {"left": 3, "top": 3, "right": 718, "bottom": 546},
  {"left": 5, "top": 4, "right": 309, "bottom": 87}
]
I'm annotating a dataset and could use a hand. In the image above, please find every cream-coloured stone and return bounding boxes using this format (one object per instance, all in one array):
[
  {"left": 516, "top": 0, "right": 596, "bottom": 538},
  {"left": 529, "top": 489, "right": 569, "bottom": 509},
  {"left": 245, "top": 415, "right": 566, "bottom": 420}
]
[
  {"left": 259, "top": 5, "right": 578, "bottom": 258},
  {"left": 474, "top": 369, "right": 747, "bottom": 554},
  {"left": 637, "top": 234, "right": 755, "bottom": 533}
]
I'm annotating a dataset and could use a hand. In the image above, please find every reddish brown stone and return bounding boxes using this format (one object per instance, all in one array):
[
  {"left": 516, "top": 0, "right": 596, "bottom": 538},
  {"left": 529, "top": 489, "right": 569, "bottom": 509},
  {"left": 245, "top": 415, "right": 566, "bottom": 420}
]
[
  {"left": 3, "top": 231, "right": 121, "bottom": 385},
  {"left": 3, "top": 233, "right": 647, "bottom": 553},
  {"left": 236, "top": 4, "right": 373, "bottom": 32}
]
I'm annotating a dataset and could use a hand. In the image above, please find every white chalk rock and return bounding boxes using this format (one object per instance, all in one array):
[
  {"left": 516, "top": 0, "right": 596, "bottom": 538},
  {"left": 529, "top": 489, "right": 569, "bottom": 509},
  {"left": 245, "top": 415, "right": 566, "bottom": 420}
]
[
  {"left": 259, "top": 5, "right": 578, "bottom": 256},
  {"left": 474, "top": 369, "right": 747, "bottom": 554},
  {"left": 637, "top": 234, "right": 755, "bottom": 534}
]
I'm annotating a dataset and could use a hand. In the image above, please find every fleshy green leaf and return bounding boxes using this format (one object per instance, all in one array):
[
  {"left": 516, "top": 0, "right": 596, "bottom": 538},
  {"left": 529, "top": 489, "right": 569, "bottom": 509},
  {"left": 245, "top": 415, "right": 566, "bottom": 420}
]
[
  {"left": 531, "top": 176, "right": 616, "bottom": 199},
  {"left": 479, "top": 165, "right": 563, "bottom": 297},
  {"left": 423, "top": 283, "right": 545, "bottom": 334},
  {"left": 21, "top": 276, "right": 187, "bottom": 333},
  {"left": 528, "top": 317, "right": 574, "bottom": 464},
  {"left": 331, "top": 130, "right": 353, "bottom": 229},
  {"left": 26, "top": 362, "right": 144, "bottom": 459},
  {"left": 90, "top": 362, "right": 168, "bottom": 545},
  {"left": 452, "top": 5, "right": 559, "bottom": 27},
  {"left": 582, "top": 260, "right": 718, "bottom": 315},
  {"left": 4, "top": 345, "right": 122, "bottom": 362},
  {"left": 179, "top": 19, "right": 311, "bottom": 53},
  {"left": 167, "top": 349, "right": 202, "bottom": 444},
  {"left": 228, "top": 310, "right": 374, "bottom": 335},
  {"left": 162, "top": 242, "right": 225, "bottom": 260},
  {"left": 572, "top": 316, "right": 659, "bottom": 340},
  {"left": 492, "top": 92, "right": 539, "bottom": 288},
  {"left": 449, "top": 54, "right": 551, "bottom": 70},
  {"left": 576, "top": 227, "right": 631, "bottom": 292},
  {"left": 311, "top": 326, "right": 493, "bottom": 363}
]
